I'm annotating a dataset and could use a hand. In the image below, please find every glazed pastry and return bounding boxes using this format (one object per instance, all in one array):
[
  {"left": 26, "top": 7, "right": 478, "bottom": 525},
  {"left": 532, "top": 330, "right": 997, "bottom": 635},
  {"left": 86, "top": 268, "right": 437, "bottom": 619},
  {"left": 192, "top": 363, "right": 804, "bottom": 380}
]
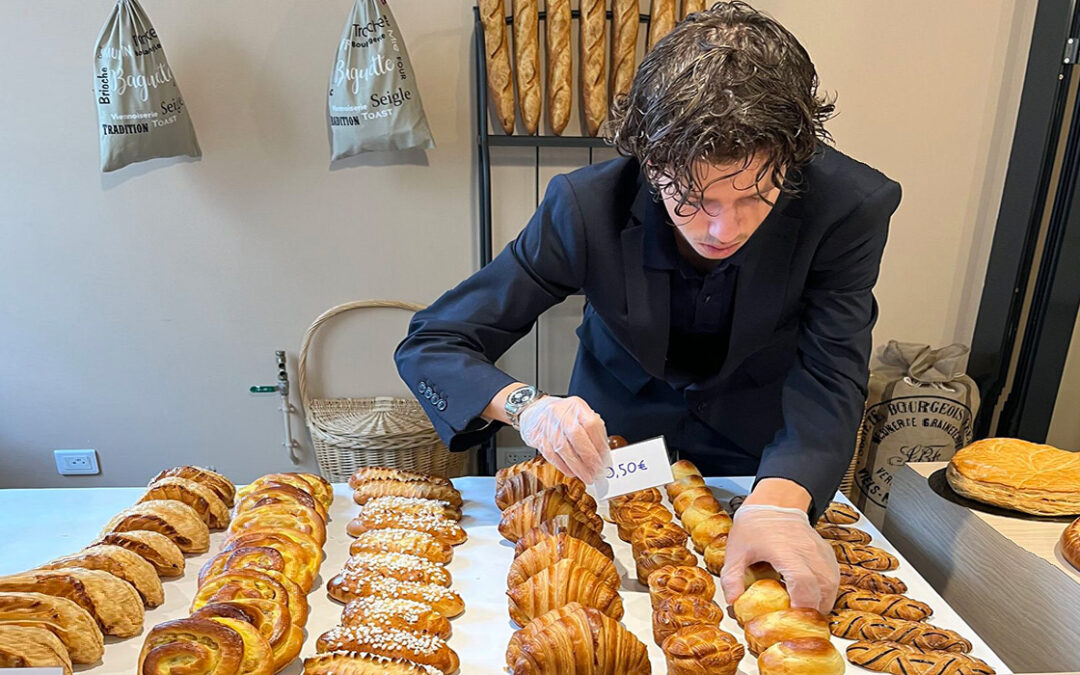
[
  {"left": 733, "top": 579, "right": 790, "bottom": 626},
  {"left": 326, "top": 569, "right": 465, "bottom": 618},
  {"left": 138, "top": 617, "right": 246, "bottom": 674},
  {"left": 349, "top": 467, "right": 452, "bottom": 489},
  {"left": 151, "top": 465, "right": 235, "bottom": 507},
  {"left": 759, "top": 638, "right": 845, "bottom": 675},
  {"left": 204, "top": 616, "right": 274, "bottom": 675},
  {"left": 831, "top": 541, "right": 899, "bottom": 571},
  {"left": 652, "top": 594, "right": 725, "bottom": 646},
  {"left": 513, "top": 516, "right": 614, "bottom": 559},
  {"left": 847, "top": 640, "right": 995, "bottom": 675},
  {"left": 579, "top": 0, "right": 607, "bottom": 136},
  {"left": 614, "top": 502, "right": 672, "bottom": 541},
  {"left": 744, "top": 608, "right": 830, "bottom": 655},
  {"left": 240, "top": 472, "right": 333, "bottom": 511},
  {"left": 141, "top": 475, "right": 230, "bottom": 528},
  {"left": 673, "top": 486, "right": 714, "bottom": 517},
  {"left": 608, "top": 487, "right": 663, "bottom": 511},
  {"left": 495, "top": 470, "right": 595, "bottom": 513},
  {"left": 39, "top": 543, "right": 164, "bottom": 608},
  {"left": 495, "top": 456, "right": 573, "bottom": 494},
  {"left": 192, "top": 600, "right": 302, "bottom": 673},
  {"left": 341, "top": 595, "right": 451, "bottom": 639},
  {"left": 0, "top": 624, "right": 72, "bottom": 675},
  {"left": 839, "top": 564, "right": 907, "bottom": 594},
  {"left": 545, "top": 0, "right": 572, "bottom": 134},
  {"left": 0, "top": 568, "right": 143, "bottom": 637},
  {"left": 342, "top": 551, "right": 452, "bottom": 588},
  {"left": 689, "top": 513, "right": 733, "bottom": 553},
  {"left": 223, "top": 530, "right": 321, "bottom": 591},
  {"left": 505, "top": 602, "right": 651, "bottom": 674},
  {"left": 667, "top": 474, "right": 707, "bottom": 501},
  {"left": 346, "top": 511, "right": 466, "bottom": 546},
  {"left": 816, "top": 523, "right": 872, "bottom": 544},
  {"left": 0, "top": 591, "right": 103, "bottom": 663},
  {"left": 1060, "top": 516, "right": 1080, "bottom": 571},
  {"left": 303, "top": 651, "right": 444, "bottom": 675},
  {"left": 610, "top": 0, "right": 639, "bottom": 103},
  {"left": 97, "top": 529, "right": 185, "bottom": 577},
  {"left": 348, "top": 528, "right": 453, "bottom": 565},
  {"left": 947, "top": 437, "right": 1080, "bottom": 516},
  {"left": 103, "top": 499, "right": 210, "bottom": 553},
  {"left": 499, "top": 486, "right": 603, "bottom": 542},
  {"left": 193, "top": 568, "right": 306, "bottom": 628},
  {"left": 833, "top": 586, "right": 933, "bottom": 622},
  {"left": 819, "top": 502, "right": 859, "bottom": 525},
  {"left": 235, "top": 481, "right": 328, "bottom": 523},
  {"left": 230, "top": 502, "right": 328, "bottom": 546},
  {"left": 352, "top": 480, "right": 462, "bottom": 509},
  {"left": 507, "top": 558, "right": 624, "bottom": 626},
  {"left": 509, "top": 533, "right": 619, "bottom": 590},
  {"left": 635, "top": 545, "right": 697, "bottom": 584},
  {"left": 671, "top": 459, "right": 702, "bottom": 480},
  {"left": 648, "top": 565, "right": 716, "bottom": 609},
  {"left": 198, "top": 546, "right": 288, "bottom": 589},
  {"left": 512, "top": 0, "right": 541, "bottom": 134},
  {"left": 662, "top": 623, "right": 744, "bottom": 675},
  {"left": 316, "top": 623, "right": 458, "bottom": 675},
  {"left": 678, "top": 493, "right": 725, "bottom": 531},
  {"left": 647, "top": 0, "right": 677, "bottom": 51},
  {"left": 703, "top": 533, "right": 728, "bottom": 575},
  {"left": 831, "top": 610, "right": 972, "bottom": 653},
  {"left": 630, "top": 520, "right": 689, "bottom": 556},
  {"left": 682, "top": 0, "right": 706, "bottom": 18}
]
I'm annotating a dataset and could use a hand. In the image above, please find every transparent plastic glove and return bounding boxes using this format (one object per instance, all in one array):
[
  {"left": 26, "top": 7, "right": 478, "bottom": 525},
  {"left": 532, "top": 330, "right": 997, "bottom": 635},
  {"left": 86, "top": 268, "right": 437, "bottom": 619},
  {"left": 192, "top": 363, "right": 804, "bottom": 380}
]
[
  {"left": 517, "top": 395, "right": 611, "bottom": 482},
  {"left": 720, "top": 504, "right": 840, "bottom": 615}
]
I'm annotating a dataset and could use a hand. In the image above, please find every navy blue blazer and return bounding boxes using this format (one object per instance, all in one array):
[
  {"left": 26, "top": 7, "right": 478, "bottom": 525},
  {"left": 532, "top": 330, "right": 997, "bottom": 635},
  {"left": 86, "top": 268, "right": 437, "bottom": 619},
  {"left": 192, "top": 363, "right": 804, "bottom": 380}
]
[{"left": 396, "top": 146, "right": 901, "bottom": 518}]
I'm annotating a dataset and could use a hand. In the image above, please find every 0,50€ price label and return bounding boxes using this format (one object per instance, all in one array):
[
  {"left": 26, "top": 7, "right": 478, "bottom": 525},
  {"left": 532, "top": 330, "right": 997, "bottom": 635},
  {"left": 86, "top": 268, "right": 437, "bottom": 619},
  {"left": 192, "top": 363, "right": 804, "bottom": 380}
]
[{"left": 592, "top": 436, "right": 674, "bottom": 501}]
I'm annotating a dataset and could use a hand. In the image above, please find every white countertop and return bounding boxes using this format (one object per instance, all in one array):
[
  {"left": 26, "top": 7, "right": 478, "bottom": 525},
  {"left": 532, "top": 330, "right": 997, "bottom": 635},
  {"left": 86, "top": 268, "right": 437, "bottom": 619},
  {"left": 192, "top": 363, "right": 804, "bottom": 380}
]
[{"left": 0, "top": 477, "right": 1009, "bottom": 674}]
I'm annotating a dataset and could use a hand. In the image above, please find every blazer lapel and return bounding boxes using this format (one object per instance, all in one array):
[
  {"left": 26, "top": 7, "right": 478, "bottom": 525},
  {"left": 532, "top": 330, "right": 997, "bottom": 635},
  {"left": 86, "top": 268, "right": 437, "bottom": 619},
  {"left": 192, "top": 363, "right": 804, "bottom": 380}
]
[{"left": 623, "top": 184, "right": 670, "bottom": 379}]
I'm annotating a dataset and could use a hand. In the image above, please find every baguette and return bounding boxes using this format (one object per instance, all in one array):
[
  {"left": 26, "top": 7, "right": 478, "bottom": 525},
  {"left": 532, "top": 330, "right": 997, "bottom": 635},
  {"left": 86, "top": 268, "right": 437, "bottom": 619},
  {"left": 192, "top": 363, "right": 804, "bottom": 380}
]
[
  {"left": 647, "top": 0, "right": 677, "bottom": 51},
  {"left": 580, "top": 0, "right": 607, "bottom": 136},
  {"left": 478, "top": 0, "right": 516, "bottom": 134},
  {"left": 512, "top": 0, "right": 541, "bottom": 134},
  {"left": 545, "top": 0, "right": 572, "bottom": 134}
]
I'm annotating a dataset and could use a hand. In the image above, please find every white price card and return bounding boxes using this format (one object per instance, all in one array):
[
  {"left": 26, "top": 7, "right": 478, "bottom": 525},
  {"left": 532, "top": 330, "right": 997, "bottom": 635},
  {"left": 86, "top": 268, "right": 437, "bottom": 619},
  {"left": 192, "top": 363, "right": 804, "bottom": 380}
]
[{"left": 591, "top": 436, "right": 674, "bottom": 501}]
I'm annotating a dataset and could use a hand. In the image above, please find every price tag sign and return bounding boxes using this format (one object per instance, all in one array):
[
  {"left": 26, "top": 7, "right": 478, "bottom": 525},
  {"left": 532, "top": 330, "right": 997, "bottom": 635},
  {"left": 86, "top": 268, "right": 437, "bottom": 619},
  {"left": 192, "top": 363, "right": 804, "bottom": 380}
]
[{"left": 591, "top": 436, "right": 674, "bottom": 501}]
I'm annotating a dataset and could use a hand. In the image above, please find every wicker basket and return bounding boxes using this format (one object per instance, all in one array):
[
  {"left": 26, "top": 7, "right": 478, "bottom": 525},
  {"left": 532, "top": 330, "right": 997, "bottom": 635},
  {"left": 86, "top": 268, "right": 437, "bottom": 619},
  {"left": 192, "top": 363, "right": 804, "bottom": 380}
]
[{"left": 298, "top": 300, "right": 466, "bottom": 482}]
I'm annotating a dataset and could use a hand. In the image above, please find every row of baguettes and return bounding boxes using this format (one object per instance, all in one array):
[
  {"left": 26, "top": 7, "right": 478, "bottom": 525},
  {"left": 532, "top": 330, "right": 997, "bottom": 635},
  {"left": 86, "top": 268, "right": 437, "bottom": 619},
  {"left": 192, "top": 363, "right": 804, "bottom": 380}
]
[{"left": 478, "top": 0, "right": 702, "bottom": 137}]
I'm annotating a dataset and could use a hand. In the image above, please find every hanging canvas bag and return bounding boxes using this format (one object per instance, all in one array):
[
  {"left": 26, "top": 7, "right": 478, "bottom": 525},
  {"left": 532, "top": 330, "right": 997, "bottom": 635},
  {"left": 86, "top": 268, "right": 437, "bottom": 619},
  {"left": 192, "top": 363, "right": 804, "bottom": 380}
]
[
  {"left": 94, "top": 0, "right": 201, "bottom": 172},
  {"left": 328, "top": 0, "right": 435, "bottom": 159}
]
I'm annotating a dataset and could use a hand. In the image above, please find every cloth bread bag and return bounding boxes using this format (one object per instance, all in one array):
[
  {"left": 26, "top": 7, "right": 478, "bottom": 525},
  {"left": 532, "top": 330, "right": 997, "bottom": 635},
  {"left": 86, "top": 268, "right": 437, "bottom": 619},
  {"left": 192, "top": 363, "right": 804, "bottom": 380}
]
[
  {"left": 94, "top": 0, "right": 201, "bottom": 172},
  {"left": 328, "top": 0, "right": 435, "bottom": 158},
  {"left": 853, "top": 341, "right": 980, "bottom": 526}
]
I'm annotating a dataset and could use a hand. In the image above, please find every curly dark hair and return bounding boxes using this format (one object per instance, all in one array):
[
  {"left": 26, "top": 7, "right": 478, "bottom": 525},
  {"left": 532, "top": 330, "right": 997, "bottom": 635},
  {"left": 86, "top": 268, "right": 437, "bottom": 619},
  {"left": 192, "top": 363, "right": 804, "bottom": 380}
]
[{"left": 606, "top": 1, "right": 835, "bottom": 204}]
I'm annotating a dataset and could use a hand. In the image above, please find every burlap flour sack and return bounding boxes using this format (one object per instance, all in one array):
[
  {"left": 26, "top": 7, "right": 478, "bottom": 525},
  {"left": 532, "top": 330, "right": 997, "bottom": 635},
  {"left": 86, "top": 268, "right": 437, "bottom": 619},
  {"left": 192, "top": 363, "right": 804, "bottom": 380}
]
[
  {"left": 94, "top": 0, "right": 201, "bottom": 172},
  {"left": 853, "top": 341, "right": 980, "bottom": 526},
  {"left": 328, "top": 0, "right": 435, "bottom": 159}
]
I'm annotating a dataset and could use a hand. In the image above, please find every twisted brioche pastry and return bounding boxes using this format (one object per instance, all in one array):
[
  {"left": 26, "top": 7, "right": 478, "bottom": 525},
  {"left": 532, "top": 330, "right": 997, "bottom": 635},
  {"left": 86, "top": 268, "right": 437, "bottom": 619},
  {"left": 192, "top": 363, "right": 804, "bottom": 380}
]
[
  {"left": 635, "top": 545, "right": 697, "bottom": 584},
  {"left": 579, "top": 0, "right": 607, "bottom": 136},
  {"left": 608, "top": 487, "right": 663, "bottom": 513},
  {"left": 648, "top": 565, "right": 716, "bottom": 609},
  {"left": 352, "top": 480, "right": 462, "bottom": 509},
  {"left": 509, "top": 532, "right": 619, "bottom": 590},
  {"left": 236, "top": 481, "right": 328, "bottom": 523},
  {"left": 545, "top": 0, "right": 572, "bottom": 134},
  {"left": 193, "top": 569, "right": 306, "bottom": 628},
  {"left": 647, "top": 0, "right": 677, "bottom": 51},
  {"left": 846, "top": 640, "right": 995, "bottom": 675},
  {"left": 198, "top": 547, "right": 287, "bottom": 589},
  {"left": 104, "top": 499, "right": 210, "bottom": 553},
  {"left": 759, "top": 638, "right": 845, "bottom": 675},
  {"left": 316, "top": 624, "right": 458, "bottom": 675},
  {"left": 505, "top": 602, "right": 650, "bottom": 674},
  {"left": 151, "top": 465, "right": 235, "bottom": 506},
  {"left": 839, "top": 564, "right": 908, "bottom": 594},
  {"left": 671, "top": 459, "right": 702, "bottom": 480},
  {"left": 495, "top": 470, "right": 595, "bottom": 512},
  {"left": 507, "top": 558, "right": 624, "bottom": 626},
  {"left": 230, "top": 503, "right": 327, "bottom": 546},
  {"left": 733, "top": 579, "right": 790, "bottom": 626},
  {"left": 511, "top": 0, "right": 541, "bottom": 134},
  {"left": 347, "top": 511, "right": 466, "bottom": 546},
  {"left": 240, "top": 472, "right": 332, "bottom": 511},
  {"left": 499, "top": 486, "right": 603, "bottom": 542},
  {"left": 615, "top": 502, "right": 673, "bottom": 541},
  {"left": 834, "top": 586, "right": 933, "bottom": 622},
  {"left": 630, "top": 520, "right": 689, "bottom": 556},
  {"left": 673, "top": 487, "right": 715, "bottom": 517},
  {"left": 703, "top": 533, "right": 729, "bottom": 575},
  {"left": 744, "top": 607, "right": 830, "bottom": 655},
  {"left": 326, "top": 569, "right": 465, "bottom": 618},
  {"left": 40, "top": 543, "right": 164, "bottom": 607},
  {"left": 193, "top": 600, "right": 302, "bottom": 673},
  {"left": 0, "top": 591, "right": 103, "bottom": 663},
  {"left": 667, "top": 474, "right": 707, "bottom": 501},
  {"left": 682, "top": 0, "right": 706, "bottom": 18},
  {"left": 1061, "top": 516, "right": 1080, "bottom": 571},
  {"left": 662, "top": 623, "right": 744, "bottom": 675},
  {"left": 142, "top": 476, "right": 231, "bottom": 528},
  {"left": 831, "top": 610, "right": 972, "bottom": 653},
  {"left": 359, "top": 495, "right": 461, "bottom": 521},
  {"left": 343, "top": 551, "right": 451, "bottom": 587},
  {"left": 341, "top": 596, "right": 451, "bottom": 639},
  {"left": 819, "top": 502, "right": 859, "bottom": 525},
  {"left": 478, "top": 0, "right": 516, "bottom": 135},
  {"left": 303, "top": 650, "right": 443, "bottom": 675},
  {"left": 831, "top": 541, "right": 899, "bottom": 571},
  {"left": 349, "top": 528, "right": 453, "bottom": 565},
  {"left": 0, "top": 624, "right": 72, "bottom": 675},
  {"left": 610, "top": 0, "right": 639, "bottom": 104},
  {"left": 652, "top": 594, "right": 725, "bottom": 646},
  {"left": 97, "top": 529, "right": 185, "bottom": 577},
  {"left": 0, "top": 568, "right": 143, "bottom": 637},
  {"left": 689, "top": 513, "right": 733, "bottom": 553},
  {"left": 349, "top": 467, "right": 452, "bottom": 489},
  {"left": 513, "top": 516, "right": 614, "bottom": 559},
  {"left": 137, "top": 617, "right": 246, "bottom": 674},
  {"left": 678, "top": 493, "right": 724, "bottom": 531},
  {"left": 223, "top": 531, "right": 321, "bottom": 591}
]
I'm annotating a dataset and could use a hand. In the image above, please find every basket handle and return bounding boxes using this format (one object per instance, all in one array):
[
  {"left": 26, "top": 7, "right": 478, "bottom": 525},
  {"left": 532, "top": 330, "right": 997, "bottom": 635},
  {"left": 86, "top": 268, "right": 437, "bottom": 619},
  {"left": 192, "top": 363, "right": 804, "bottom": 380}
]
[{"left": 298, "top": 300, "right": 426, "bottom": 422}]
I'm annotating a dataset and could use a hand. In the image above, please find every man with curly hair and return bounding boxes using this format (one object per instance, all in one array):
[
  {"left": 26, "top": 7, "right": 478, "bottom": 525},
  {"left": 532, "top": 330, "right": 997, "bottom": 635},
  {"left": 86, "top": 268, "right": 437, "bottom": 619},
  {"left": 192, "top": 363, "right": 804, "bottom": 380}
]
[{"left": 397, "top": 2, "right": 901, "bottom": 613}]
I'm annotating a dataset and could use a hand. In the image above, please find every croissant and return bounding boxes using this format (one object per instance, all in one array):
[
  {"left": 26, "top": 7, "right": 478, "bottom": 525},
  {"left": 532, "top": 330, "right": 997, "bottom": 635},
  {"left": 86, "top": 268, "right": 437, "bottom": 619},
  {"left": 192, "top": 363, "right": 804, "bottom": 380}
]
[
  {"left": 509, "top": 533, "right": 620, "bottom": 590},
  {"left": 635, "top": 545, "right": 697, "bottom": 584},
  {"left": 342, "top": 551, "right": 452, "bottom": 587},
  {"left": 316, "top": 623, "right": 459, "bottom": 675},
  {"left": 513, "top": 516, "right": 614, "bottom": 559},
  {"left": 326, "top": 569, "right": 465, "bottom": 618},
  {"left": 97, "top": 529, "right": 185, "bottom": 577},
  {"left": 495, "top": 456, "right": 575, "bottom": 494},
  {"left": 103, "top": 499, "right": 210, "bottom": 553},
  {"left": 744, "top": 607, "right": 830, "bottom": 655},
  {"left": 819, "top": 502, "right": 859, "bottom": 525},
  {"left": 142, "top": 476, "right": 231, "bottom": 528},
  {"left": 349, "top": 466, "right": 453, "bottom": 489},
  {"left": 834, "top": 586, "right": 933, "bottom": 622},
  {"left": 630, "top": 520, "right": 689, "bottom": 557},
  {"left": 703, "top": 533, "right": 728, "bottom": 575},
  {"left": 846, "top": 640, "right": 995, "bottom": 675},
  {"left": 192, "top": 600, "right": 303, "bottom": 674},
  {"left": 0, "top": 624, "right": 72, "bottom": 675},
  {"left": 506, "top": 558, "right": 624, "bottom": 626},
  {"left": 839, "top": 564, "right": 907, "bottom": 594},
  {"left": 357, "top": 495, "right": 462, "bottom": 522},
  {"left": 499, "top": 487, "right": 604, "bottom": 542},
  {"left": 303, "top": 650, "right": 449, "bottom": 674},
  {"left": 150, "top": 465, "right": 236, "bottom": 507},
  {"left": 346, "top": 511, "right": 467, "bottom": 546},
  {"left": 689, "top": 513, "right": 733, "bottom": 553},
  {"left": 667, "top": 474, "right": 707, "bottom": 501},
  {"left": 506, "top": 602, "right": 651, "bottom": 674},
  {"left": 1061, "top": 516, "right": 1080, "bottom": 572},
  {"left": 352, "top": 480, "right": 463, "bottom": 508},
  {"left": 652, "top": 594, "right": 725, "bottom": 646},
  {"left": 341, "top": 595, "right": 452, "bottom": 639},
  {"left": 236, "top": 481, "right": 329, "bottom": 523},
  {"left": 198, "top": 546, "right": 288, "bottom": 588},
  {"left": 0, "top": 591, "right": 104, "bottom": 663},
  {"left": 816, "top": 523, "right": 872, "bottom": 544},
  {"left": 39, "top": 543, "right": 164, "bottom": 608},
  {"left": 831, "top": 610, "right": 972, "bottom": 652},
  {"left": 230, "top": 502, "right": 328, "bottom": 546},
  {"left": 223, "top": 531, "right": 322, "bottom": 591},
  {"left": 238, "top": 472, "right": 333, "bottom": 511},
  {"left": 662, "top": 623, "right": 745, "bottom": 675},
  {"left": 0, "top": 568, "right": 143, "bottom": 638},
  {"left": 648, "top": 565, "right": 716, "bottom": 609},
  {"left": 137, "top": 617, "right": 247, "bottom": 674},
  {"left": 733, "top": 579, "right": 790, "bottom": 626},
  {"left": 193, "top": 568, "right": 306, "bottom": 628},
  {"left": 496, "top": 469, "right": 596, "bottom": 512},
  {"left": 348, "top": 527, "right": 453, "bottom": 564},
  {"left": 831, "top": 541, "right": 899, "bottom": 571}
]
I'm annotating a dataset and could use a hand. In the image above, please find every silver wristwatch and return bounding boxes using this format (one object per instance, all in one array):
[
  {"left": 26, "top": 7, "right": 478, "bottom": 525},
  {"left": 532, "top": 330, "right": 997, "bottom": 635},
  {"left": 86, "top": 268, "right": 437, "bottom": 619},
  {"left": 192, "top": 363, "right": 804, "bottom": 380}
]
[{"left": 505, "top": 385, "right": 545, "bottom": 430}]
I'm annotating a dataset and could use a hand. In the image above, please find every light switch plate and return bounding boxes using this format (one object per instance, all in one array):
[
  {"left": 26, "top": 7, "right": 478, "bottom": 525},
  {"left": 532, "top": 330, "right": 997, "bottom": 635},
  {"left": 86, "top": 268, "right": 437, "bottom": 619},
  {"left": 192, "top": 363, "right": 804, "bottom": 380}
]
[
  {"left": 495, "top": 446, "right": 536, "bottom": 471},
  {"left": 54, "top": 449, "right": 100, "bottom": 475}
]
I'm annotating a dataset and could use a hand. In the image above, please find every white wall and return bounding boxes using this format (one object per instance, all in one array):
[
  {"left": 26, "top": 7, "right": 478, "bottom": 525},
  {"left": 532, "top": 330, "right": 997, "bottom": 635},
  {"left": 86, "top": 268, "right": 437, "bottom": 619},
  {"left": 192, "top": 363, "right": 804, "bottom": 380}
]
[{"left": 0, "top": 0, "right": 1036, "bottom": 487}]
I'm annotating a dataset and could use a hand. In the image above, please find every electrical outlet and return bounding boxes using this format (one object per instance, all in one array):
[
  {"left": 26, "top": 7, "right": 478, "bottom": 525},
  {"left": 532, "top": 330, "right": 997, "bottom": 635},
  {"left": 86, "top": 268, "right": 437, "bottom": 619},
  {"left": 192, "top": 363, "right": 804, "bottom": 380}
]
[
  {"left": 54, "top": 449, "right": 100, "bottom": 476},
  {"left": 496, "top": 446, "right": 537, "bottom": 471}
]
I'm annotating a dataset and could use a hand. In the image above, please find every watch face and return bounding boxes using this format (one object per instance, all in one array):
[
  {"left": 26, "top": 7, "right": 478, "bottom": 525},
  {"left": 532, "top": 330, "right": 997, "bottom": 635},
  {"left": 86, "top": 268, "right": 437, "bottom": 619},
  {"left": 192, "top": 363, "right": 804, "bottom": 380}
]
[{"left": 508, "top": 387, "right": 537, "bottom": 408}]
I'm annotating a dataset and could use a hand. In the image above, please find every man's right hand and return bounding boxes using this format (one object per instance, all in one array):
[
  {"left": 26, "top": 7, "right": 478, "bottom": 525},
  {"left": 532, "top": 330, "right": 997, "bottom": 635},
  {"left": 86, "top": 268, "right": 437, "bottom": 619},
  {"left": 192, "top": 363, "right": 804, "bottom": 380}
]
[{"left": 517, "top": 395, "right": 611, "bottom": 482}]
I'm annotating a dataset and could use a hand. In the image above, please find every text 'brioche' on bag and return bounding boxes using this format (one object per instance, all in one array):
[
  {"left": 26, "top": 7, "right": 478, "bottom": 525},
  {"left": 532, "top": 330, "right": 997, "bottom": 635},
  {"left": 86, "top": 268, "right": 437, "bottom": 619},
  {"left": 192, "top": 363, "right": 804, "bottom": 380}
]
[
  {"left": 94, "top": 0, "right": 201, "bottom": 172},
  {"left": 328, "top": 0, "right": 435, "bottom": 159}
]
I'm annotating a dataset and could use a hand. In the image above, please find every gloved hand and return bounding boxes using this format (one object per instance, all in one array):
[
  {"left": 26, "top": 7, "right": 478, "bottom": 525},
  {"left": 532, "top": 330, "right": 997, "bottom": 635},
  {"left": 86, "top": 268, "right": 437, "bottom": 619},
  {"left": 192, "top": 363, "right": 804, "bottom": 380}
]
[
  {"left": 518, "top": 395, "right": 611, "bottom": 482},
  {"left": 720, "top": 504, "right": 840, "bottom": 615}
]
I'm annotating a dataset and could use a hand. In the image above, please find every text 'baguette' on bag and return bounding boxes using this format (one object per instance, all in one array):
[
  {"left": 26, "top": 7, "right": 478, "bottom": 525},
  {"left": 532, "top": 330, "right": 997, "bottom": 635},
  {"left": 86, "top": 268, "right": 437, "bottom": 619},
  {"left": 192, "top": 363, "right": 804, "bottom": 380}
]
[
  {"left": 94, "top": 0, "right": 201, "bottom": 173},
  {"left": 328, "top": 0, "right": 435, "bottom": 159}
]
